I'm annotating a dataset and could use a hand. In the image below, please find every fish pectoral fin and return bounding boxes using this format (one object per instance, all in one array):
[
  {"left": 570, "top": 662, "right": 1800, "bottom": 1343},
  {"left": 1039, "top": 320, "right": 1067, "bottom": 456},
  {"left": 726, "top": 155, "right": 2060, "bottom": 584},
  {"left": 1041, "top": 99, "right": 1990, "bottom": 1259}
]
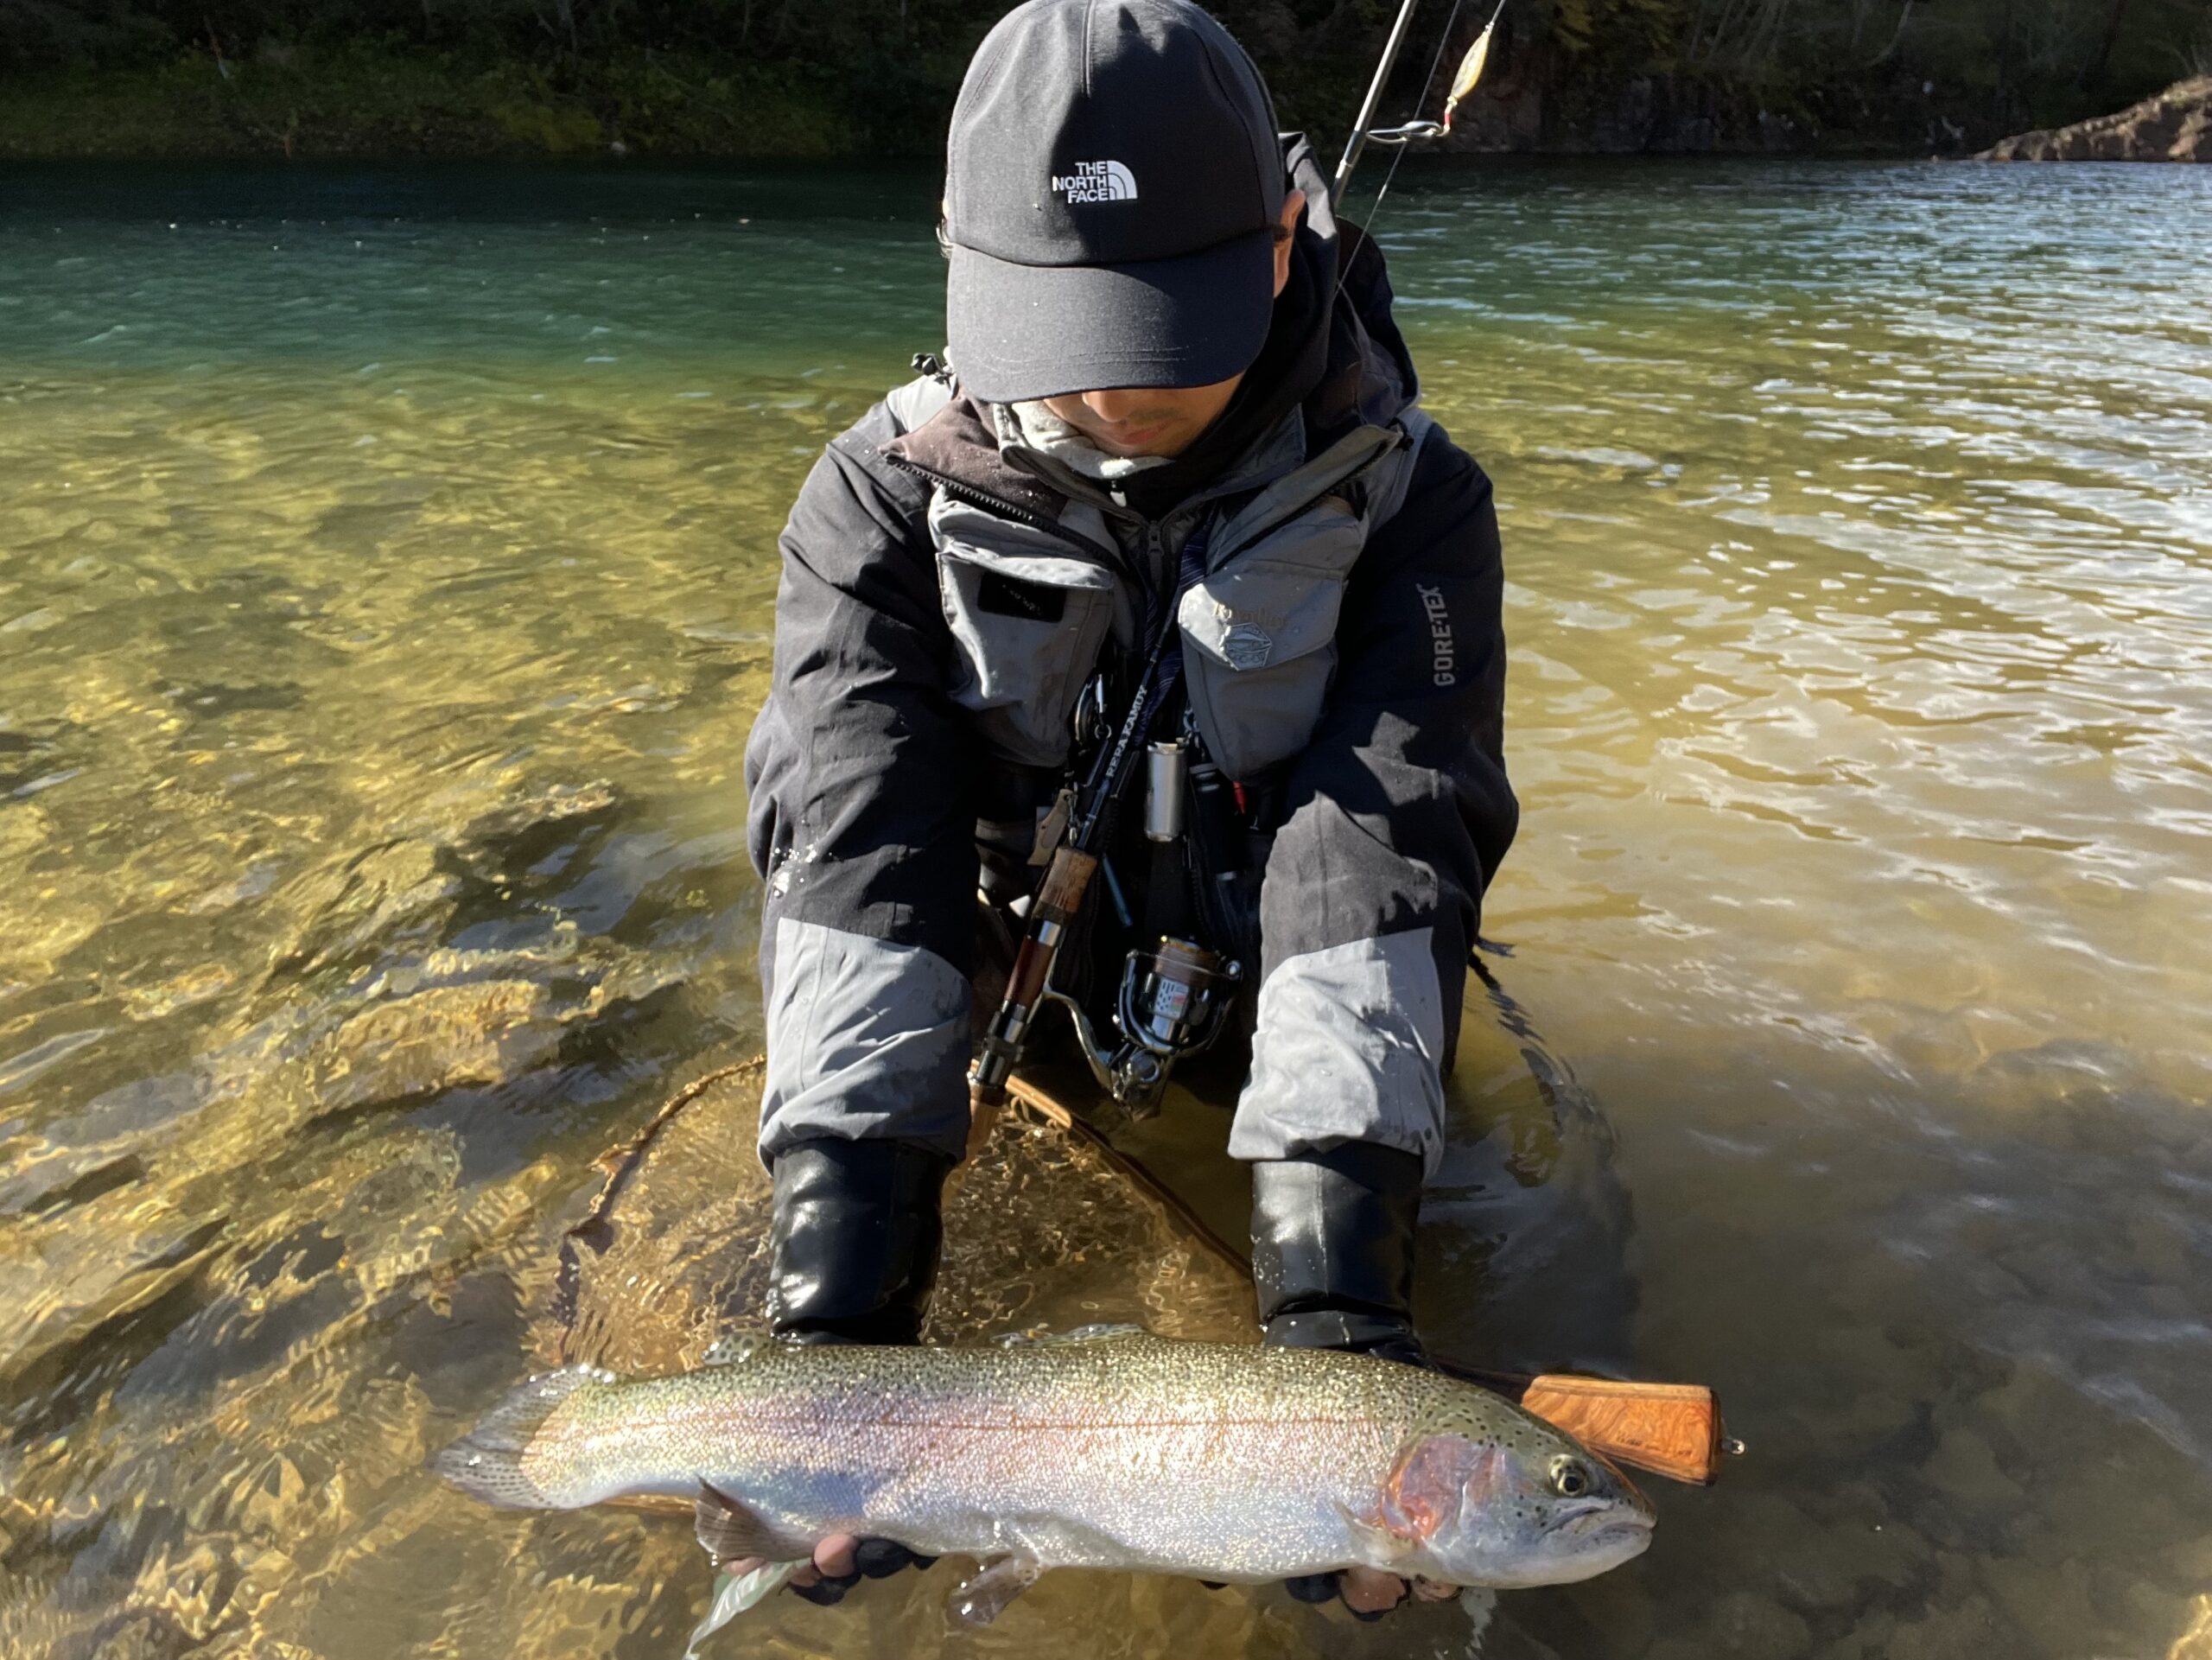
[
  {"left": 694, "top": 1482, "right": 813, "bottom": 1565},
  {"left": 684, "top": 1561, "right": 798, "bottom": 1658},
  {"left": 1460, "top": 1586, "right": 1499, "bottom": 1637},
  {"left": 1332, "top": 1500, "right": 1422, "bottom": 1570},
  {"left": 948, "top": 1554, "right": 1045, "bottom": 1628}
]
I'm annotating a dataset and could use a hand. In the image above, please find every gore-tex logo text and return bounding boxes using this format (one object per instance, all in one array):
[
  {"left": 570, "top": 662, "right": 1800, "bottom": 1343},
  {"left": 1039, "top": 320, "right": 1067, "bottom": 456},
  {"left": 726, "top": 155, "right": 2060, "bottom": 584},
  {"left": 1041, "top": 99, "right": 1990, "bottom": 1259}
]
[
  {"left": 1051, "top": 160, "right": 1138, "bottom": 203},
  {"left": 1418, "top": 583, "right": 1456, "bottom": 685}
]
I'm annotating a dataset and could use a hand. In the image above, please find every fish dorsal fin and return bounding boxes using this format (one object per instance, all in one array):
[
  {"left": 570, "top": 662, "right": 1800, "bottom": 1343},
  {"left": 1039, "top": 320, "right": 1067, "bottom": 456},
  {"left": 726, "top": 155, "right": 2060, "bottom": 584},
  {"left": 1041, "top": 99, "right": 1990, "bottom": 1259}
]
[
  {"left": 994, "top": 1322, "right": 1151, "bottom": 1348},
  {"left": 695, "top": 1482, "right": 813, "bottom": 1566}
]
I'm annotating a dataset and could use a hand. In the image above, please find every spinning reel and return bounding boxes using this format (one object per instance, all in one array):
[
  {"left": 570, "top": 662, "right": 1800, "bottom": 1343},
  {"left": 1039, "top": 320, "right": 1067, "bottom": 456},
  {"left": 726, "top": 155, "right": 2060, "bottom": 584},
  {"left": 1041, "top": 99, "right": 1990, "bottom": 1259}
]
[
  {"left": 1034, "top": 729, "right": 1244, "bottom": 1118},
  {"left": 1044, "top": 936, "right": 1242, "bottom": 1119}
]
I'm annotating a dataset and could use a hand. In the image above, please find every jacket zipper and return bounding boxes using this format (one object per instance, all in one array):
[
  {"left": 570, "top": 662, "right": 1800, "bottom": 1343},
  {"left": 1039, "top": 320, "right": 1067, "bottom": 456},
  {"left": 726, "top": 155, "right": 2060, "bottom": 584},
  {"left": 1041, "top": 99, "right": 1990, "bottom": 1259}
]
[{"left": 880, "top": 450, "right": 1137, "bottom": 585}]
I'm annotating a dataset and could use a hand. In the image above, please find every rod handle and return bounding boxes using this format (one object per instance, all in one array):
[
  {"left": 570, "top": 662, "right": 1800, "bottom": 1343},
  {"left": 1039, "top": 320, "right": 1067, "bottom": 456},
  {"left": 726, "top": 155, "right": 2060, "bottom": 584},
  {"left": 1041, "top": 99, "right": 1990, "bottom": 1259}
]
[{"left": 1033, "top": 847, "right": 1098, "bottom": 922}]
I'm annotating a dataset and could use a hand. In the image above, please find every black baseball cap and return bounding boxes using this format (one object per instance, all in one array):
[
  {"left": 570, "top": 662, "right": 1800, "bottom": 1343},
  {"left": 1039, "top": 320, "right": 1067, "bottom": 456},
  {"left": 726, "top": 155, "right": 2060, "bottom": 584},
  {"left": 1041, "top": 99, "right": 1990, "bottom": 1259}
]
[{"left": 943, "top": 0, "right": 1287, "bottom": 405}]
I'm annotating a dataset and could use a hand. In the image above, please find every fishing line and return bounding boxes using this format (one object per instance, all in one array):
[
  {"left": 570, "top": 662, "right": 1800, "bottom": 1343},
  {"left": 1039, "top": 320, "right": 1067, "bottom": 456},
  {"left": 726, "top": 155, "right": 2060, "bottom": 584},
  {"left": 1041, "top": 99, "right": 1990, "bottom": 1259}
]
[
  {"left": 1325, "top": 0, "right": 1469, "bottom": 340},
  {"left": 1354, "top": 0, "right": 1470, "bottom": 239}
]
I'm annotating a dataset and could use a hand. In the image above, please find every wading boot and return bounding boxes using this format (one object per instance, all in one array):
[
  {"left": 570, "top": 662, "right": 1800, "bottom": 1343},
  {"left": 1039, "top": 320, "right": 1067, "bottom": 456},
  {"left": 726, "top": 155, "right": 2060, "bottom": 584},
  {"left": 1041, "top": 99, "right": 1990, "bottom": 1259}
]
[
  {"left": 1251, "top": 1140, "right": 1427, "bottom": 1365},
  {"left": 1252, "top": 1142, "right": 1427, "bottom": 1619},
  {"left": 766, "top": 1138, "right": 953, "bottom": 1347}
]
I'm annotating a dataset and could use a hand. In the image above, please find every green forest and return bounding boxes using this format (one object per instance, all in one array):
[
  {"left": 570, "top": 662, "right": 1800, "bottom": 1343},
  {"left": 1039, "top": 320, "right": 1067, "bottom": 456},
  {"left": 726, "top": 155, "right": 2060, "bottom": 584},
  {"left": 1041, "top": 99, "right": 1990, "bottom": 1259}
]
[{"left": 0, "top": 0, "right": 2204, "bottom": 158}]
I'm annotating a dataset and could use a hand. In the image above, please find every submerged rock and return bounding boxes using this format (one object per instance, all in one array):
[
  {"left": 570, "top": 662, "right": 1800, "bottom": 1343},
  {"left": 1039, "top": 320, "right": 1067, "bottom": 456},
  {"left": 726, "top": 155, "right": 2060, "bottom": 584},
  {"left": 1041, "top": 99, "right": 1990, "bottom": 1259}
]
[
  {"left": 0, "top": 1195, "right": 227, "bottom": 1387},
  {"left": 315, "top": 977, "right": 565, "bottom": 1110},
  {"left": 1980, "top": 77, "right": 2211, "bottom": 162}
]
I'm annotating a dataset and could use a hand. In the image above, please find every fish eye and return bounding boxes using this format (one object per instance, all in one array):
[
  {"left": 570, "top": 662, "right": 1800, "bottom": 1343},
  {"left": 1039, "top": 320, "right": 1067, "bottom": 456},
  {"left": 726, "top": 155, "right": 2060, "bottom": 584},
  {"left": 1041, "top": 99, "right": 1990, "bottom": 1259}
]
[{"left": 1549, "top": 1456, "right": 1592, "bottom": 1498}]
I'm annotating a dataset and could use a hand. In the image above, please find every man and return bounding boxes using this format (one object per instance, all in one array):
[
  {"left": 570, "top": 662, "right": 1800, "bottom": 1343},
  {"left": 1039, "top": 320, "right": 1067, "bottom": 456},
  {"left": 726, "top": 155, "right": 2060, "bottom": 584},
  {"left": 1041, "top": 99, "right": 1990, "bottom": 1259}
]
[{"left": 741, "top": 0, "right": 1516, "bottom": 1619}]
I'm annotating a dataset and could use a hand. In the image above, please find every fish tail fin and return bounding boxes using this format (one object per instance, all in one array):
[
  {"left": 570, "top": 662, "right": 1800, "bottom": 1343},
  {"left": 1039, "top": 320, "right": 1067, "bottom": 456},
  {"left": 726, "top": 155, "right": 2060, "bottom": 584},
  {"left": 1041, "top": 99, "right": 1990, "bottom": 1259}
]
[{"left": 432, "top": 1364, "right": 609, "bottom": 1510}]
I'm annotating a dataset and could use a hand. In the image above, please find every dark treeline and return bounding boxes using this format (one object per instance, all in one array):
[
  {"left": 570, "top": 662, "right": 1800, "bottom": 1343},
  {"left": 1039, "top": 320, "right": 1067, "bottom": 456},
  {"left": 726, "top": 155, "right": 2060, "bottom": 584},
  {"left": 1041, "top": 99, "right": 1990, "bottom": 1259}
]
[{"left": 0, "top": 0, "right": 2205, "bottom": 156}]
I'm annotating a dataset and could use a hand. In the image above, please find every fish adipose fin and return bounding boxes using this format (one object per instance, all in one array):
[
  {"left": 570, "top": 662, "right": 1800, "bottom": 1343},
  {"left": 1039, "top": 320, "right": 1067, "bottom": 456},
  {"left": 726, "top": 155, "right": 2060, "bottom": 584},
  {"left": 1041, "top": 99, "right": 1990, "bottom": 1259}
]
[
  {"left": 949, "top": 1554, "right": 1044, "bottom": 1627},
  {"left": 431, "top": 1365, "right": 611, "bottom": 1510},
  {"left": 695, "top": 1482, "right": 815, "bottom": 1565}
]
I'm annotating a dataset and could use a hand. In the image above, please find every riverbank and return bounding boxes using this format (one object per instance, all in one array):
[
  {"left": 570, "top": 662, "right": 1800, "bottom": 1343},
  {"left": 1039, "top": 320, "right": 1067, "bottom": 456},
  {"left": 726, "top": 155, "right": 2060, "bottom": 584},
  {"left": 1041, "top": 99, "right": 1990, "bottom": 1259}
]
[
  {"left": 4, "top": 0, "right": 2199, "bottom": 163},
  {"left": 1980, "top": 74, "right": 2212, "bottom": 160},
  {"left": 0, "top": 40, "right": 2158, "bottom": 161},
  {"left": 0, "top": 47, "right": 859, "bottom": 160}
]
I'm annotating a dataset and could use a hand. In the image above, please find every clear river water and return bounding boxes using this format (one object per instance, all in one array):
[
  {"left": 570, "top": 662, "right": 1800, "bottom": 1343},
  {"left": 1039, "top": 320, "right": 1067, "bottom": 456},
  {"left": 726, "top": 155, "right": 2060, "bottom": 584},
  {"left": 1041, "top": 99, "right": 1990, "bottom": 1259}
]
[{"left": 0, "top": 156, "right": 2208, "bottom": 1660}]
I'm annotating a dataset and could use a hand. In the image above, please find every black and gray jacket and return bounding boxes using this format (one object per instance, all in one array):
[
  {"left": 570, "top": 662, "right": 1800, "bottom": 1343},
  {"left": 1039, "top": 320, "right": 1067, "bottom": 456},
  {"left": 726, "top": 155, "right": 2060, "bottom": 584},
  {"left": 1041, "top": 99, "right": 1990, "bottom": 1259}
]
[{"left": 745, "top": 146, "right": 1516, "bottom": 1176}]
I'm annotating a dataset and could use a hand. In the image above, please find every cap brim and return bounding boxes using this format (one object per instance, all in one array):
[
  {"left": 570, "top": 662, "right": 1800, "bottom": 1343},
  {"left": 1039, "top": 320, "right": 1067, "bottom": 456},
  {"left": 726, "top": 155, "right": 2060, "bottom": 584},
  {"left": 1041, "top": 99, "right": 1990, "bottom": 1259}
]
[{"left": 946, "top": 229, "right": 1275, "bottom": 405}]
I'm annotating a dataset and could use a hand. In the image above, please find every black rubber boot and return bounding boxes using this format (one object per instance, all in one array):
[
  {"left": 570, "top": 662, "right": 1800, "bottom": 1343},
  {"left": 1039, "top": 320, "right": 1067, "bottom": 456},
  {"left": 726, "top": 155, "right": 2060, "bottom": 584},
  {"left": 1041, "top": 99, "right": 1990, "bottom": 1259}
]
[
  {"left": 1250, "top": 1141, "right": 1428, "bottom": 1367},
  {"left": 766, "top": 1138, "right": 954, "bottom": 1347}
]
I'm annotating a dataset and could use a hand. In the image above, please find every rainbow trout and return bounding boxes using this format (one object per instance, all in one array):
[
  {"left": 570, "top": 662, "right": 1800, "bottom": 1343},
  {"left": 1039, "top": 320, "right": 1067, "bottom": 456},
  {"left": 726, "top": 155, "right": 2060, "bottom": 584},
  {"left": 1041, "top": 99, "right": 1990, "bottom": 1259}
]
[{"left": 435, "top": 1327, "right": 1653, "bottom": 1641}]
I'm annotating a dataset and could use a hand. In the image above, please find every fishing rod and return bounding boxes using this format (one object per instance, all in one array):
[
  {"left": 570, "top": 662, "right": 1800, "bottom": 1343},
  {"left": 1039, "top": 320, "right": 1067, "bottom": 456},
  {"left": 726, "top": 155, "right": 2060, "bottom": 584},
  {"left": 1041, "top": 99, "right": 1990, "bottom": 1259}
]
[
  {"left": 1332, "top": 0, "right": 1513, "bottom": 207},
  {"left": 968, "top": 587, "right": 1213, "bottom": 1132},
  {"left": 1333, "top": 0, "right": 1427, "bottom": 202}
]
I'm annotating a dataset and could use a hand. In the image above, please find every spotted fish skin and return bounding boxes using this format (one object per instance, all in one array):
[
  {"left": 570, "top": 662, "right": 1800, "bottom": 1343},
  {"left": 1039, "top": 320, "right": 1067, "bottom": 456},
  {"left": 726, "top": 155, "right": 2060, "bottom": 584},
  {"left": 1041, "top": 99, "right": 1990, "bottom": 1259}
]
[{"left": 435, "top": 1329, "right": 1654, "bottom": 1591}]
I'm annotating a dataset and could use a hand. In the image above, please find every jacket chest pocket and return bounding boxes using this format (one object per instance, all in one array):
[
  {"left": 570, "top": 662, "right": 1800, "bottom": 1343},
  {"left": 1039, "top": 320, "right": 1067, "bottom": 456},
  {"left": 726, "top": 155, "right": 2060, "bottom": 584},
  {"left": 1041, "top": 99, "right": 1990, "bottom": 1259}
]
[
  {"left": 932, "top": 494, "right": 1118, "bottom": 768},
  {"left": 1178, "top": 494, "right": 1366, "bottom": 780}
]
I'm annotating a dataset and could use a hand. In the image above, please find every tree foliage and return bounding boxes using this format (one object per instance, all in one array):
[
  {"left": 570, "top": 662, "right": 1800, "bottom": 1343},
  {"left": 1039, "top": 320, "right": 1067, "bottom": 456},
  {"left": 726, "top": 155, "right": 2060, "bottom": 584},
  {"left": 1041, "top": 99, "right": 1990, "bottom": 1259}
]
[{"left": 0, "top": 0, "right": 2200, "bottom": 150}]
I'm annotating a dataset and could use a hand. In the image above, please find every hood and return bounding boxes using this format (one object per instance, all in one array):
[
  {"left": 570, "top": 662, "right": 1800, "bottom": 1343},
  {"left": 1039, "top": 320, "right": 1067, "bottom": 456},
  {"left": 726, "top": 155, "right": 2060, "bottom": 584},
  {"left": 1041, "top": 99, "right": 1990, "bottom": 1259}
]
[{"left": 1287, "top": 130, "right": 1420, "bottom": 438}]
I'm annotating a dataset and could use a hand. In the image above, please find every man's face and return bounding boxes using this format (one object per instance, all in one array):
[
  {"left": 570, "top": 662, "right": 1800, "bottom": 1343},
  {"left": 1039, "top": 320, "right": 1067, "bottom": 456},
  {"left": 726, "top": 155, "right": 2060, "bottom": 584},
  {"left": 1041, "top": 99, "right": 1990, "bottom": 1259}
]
[
  {"left": 1039, "top": 188, "right": 1306, "bottom": 460},
  {"left": 1038, "top": 377, "right": 1244, "bottom": 460}
]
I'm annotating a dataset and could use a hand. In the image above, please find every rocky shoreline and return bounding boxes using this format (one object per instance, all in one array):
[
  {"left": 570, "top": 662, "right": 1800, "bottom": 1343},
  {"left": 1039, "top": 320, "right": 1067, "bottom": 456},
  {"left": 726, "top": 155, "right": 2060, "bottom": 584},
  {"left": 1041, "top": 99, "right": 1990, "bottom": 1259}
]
[{"left": 1980, "top": 75, "right": 2210, "bottom": 161}]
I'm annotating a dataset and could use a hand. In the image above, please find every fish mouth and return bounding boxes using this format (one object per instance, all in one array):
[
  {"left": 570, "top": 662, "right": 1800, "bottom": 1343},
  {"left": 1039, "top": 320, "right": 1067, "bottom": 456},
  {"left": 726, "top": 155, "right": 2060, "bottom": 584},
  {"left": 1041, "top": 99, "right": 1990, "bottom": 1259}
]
[
  {"left": 1573, "top": 1513, "right": 1656, "bottom": 1566},
  {"left": 1552, "top": 1504, "right": 1656, "bottom": 1561},
  {"left": 1478, "top": 1509, "right": 1654, "bottom": 1589},
  {"left": 1522, "top": 1511, "right": 1653, "bottom": 1582},
  {"left": 1580, "top": 1516, "right": 1656, "bottom": 1546},
  {"left": 1555, "top": 1499, "right": 1656, "bottom": 1536}
]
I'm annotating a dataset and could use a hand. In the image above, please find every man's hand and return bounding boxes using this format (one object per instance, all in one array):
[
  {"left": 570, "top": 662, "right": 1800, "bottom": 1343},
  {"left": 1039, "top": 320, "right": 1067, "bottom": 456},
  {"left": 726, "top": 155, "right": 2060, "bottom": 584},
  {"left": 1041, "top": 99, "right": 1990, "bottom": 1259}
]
[
  {"left": 1293, "top": 1567, "right": 1458, "bottom": 1619},
  {"left": 722, "top": 1535, "right": 936, "bottom": 1607},
  {"left": 1341, "top": 1567, "right": 1408, "bottom": 1616}
]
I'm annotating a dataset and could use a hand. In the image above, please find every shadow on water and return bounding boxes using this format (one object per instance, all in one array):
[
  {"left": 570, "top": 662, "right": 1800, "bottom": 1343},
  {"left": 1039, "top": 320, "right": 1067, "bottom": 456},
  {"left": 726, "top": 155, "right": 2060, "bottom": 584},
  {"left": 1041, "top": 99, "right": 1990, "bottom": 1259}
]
[{"left": 1429, "top": 945, "right": 1642, "bottom": 1382}]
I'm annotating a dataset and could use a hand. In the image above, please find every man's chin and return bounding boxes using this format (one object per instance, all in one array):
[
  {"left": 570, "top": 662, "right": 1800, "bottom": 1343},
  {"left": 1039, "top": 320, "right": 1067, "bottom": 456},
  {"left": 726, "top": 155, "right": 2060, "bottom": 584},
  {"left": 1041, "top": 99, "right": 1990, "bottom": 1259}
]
[{"left": 1095, "top": 425, "right": 1176, "bottom": 457}]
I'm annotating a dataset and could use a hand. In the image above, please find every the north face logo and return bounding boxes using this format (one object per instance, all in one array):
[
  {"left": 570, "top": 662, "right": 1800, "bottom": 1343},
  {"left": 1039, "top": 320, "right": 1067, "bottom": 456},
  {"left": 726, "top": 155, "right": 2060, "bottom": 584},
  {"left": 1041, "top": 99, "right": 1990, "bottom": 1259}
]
[{"left": 1051, "top": 161, "right": 1138, "bottom": 203}]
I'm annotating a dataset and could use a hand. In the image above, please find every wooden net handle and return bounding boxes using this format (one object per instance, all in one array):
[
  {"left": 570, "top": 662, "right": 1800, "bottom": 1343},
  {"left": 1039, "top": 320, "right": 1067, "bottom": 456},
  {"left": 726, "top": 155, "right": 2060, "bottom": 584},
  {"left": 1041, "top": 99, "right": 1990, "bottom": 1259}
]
[{"left": 1520, "top": 1375, "right": 1730, "bottom": 1486}]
